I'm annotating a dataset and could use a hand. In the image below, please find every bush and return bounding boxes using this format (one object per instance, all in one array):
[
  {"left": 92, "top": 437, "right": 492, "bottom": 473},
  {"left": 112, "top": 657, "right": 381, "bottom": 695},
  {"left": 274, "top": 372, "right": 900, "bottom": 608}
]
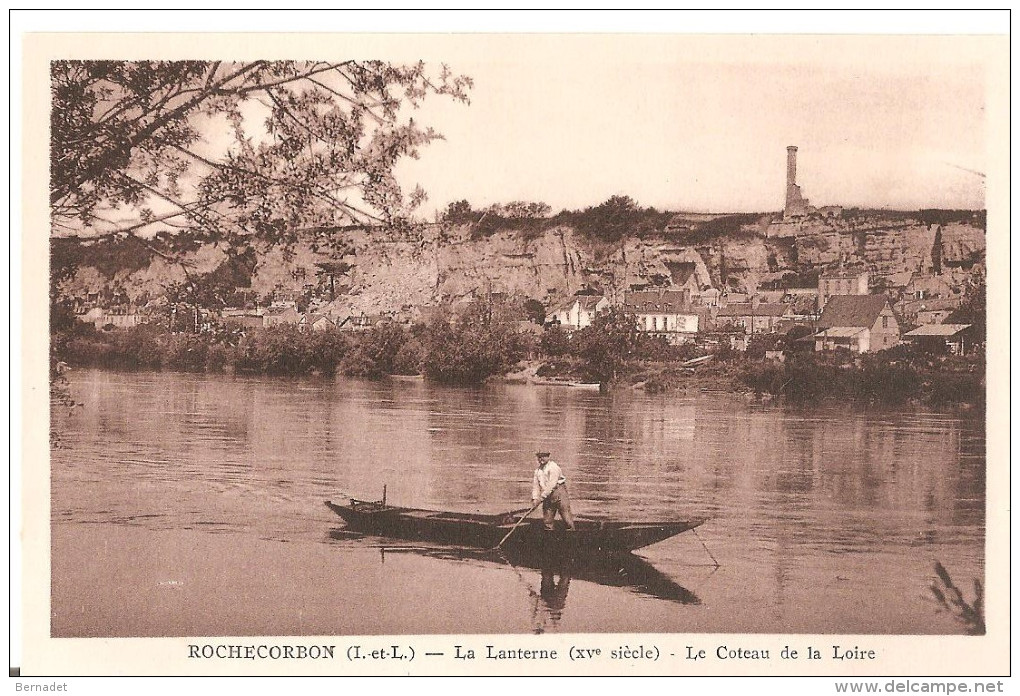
[
  {"left": 306, "top": 329, "right": 351, "bottom": 376},
  {"left": 746, "top": 333, "right": 783, "bottom": 360},
  {"left": 162, "top": 333, "right": 210, "bottom": 371},
  {"left": 539, "top": 325, "right": 572, "bottom": 357},
  {"left": 392, "top": 337, "right": 424, "bottom": 375},
  {"left": 925, "top": 372, "right": 984, "bottom": 408},
  {"left": 340, "top": 324, "right": 408, "bottom": 378},
  {"left": 205, "top": 343, "right": 233, "bottom": 372},
  {"left": 737, "top": 350, "right": 983, "bottom": 408},
  {"left": 571, "top": 309, "right": 643, "bottom": 388},
  {"left": 420, "top": 300, "right": 527, "bottom": 385},
  {"left": 642, "top": 368, "right": 687, "bottom": 394}
]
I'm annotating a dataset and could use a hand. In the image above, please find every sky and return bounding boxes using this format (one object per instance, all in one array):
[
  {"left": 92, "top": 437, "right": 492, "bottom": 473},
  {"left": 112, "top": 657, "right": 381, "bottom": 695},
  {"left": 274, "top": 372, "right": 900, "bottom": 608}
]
[
  {"left": 40, "top": 26, "right": 998, "bottom": 236},
  {"left": 390, "top": 35, "right": 989, "bottom": 216}
]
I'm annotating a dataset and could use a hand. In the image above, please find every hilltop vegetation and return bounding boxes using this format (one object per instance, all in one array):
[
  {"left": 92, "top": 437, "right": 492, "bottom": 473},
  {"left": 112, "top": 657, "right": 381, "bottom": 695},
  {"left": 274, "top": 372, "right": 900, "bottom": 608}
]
[{"left": 445, "top": 195, "right": 763, "bottom": 245}]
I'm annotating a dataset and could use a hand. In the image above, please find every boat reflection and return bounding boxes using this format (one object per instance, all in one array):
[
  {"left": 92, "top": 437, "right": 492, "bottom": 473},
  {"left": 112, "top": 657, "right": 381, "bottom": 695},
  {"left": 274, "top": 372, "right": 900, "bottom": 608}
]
[{"left": 328, "top": 528, "right": 700, "bottom": 613}]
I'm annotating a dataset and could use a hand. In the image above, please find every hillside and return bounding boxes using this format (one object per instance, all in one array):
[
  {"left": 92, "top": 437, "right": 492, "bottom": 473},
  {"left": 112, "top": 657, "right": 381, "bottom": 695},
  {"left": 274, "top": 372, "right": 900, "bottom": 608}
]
[{"left": 52, "top": 209, "right": 986, "bottom": 316}]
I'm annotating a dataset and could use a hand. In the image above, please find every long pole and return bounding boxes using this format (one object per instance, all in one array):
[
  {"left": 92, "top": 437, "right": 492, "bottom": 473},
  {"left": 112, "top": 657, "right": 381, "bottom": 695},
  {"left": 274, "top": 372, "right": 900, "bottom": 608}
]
[
  {"left": 494, "top": 498, "right": 543, "bottom": 550},
  {"left": 692, "top": 526, "right": 720, "bottom": 568}
]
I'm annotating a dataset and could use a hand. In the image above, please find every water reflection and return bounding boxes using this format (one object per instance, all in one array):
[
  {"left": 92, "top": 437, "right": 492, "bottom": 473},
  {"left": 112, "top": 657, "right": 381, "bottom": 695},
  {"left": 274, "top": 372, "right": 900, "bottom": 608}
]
[{"left": 328, "top": 528, "right": 700, "bottom": 632}]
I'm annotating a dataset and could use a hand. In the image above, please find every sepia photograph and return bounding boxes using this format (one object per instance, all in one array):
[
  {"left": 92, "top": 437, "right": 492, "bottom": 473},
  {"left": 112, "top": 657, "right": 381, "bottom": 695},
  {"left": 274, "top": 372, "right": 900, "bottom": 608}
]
[{"left": 16, "top": 14, "right": 1009, "bottom": 680}]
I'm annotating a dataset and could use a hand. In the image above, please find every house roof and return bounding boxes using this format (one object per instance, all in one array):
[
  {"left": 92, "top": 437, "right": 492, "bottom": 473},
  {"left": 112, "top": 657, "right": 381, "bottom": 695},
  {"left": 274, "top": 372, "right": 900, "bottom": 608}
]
[
  {"left": 817, "top": 295, "right": 890, "bottom": 329},
  {"left": 623, "top": 290, "right": 691, "bottom": 313},
  {"left": 820, "top": 268, "right": 868, "bottom": 280},
  {"left": 816, "top": 327, "right": 866, "bottom": 339},
  {"left": 553, "top": 295, "right": 606, "bottom": 313},
  {"left": 716, "top": 303, "right": 790, "bottom": 317},
  {"left": 882, "top": 271, "right": 915, "bottom": 288},
  {"left": 576, "top": 295, "right": 606, "bottom": 311},
  {"left": 916, "top": 298, "right": 962, "bottom": 312},
  {"left": 904, "top": 324, "right": 972, "bottom": 338}
]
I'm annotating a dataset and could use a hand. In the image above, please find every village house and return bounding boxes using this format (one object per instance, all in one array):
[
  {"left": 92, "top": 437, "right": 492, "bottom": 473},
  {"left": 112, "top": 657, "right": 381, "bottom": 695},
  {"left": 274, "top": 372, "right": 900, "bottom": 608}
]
[
  {"left": 81, "top": 306, "right": 145, "bottom": 329},
  {"left": 546, "top": 295, "right": 610, "bottom": 330},
  {"left": 812, "top": 295, "right": 900, "bottom": 353},
  {"left": 348, "top": 312, "right": 394, "bottom": 330},
  {"left": 720, "top": 291, "right": 749, "bottom": 305},
  {"left": 818, "top": 268, "right": 870, "bottom": 309},
  {"left": 905, "top": 273, "right": 956, "bottom": 301},
  {"left": 877, "top": 270, "right": 916, "bottom": 301},
  {"left": 316, "top": 299, "right": 353, "bottom": 326},
  {"left": 781, "top": 288, "right": 821, "bottom": 318},
  {"left": 622, "top": 290, "right": 702, "bottom": 343},
  {"left": 78, "top": 307, "right": 105, "bottom": 325},
  {"left": 894, "top": 296, "right": 962, "bottom": 327},
  {"left": 902, "top": 324, "right": 978, "bottom": 355},
  {"left": 298, "top": 313, "right": 340, "bottom": 332},
  {"left": 219, "top": 308, "right": 264, "bottom": 332},
  {"left": 915, "top": 298, "right": 962, "bottom": 326},
  {"left": 695, "top": 287, "right": 721, "bottom": 308},
  {"left": 262, "top": 306, "right": 301, "bottom": 328},
  {"left": 714, "top": 302, "right": 792, "bottom": 334}
]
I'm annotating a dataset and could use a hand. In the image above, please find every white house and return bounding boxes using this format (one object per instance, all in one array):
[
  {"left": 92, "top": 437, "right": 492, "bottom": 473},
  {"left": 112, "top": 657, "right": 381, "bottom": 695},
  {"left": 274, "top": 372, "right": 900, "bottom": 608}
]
[
  {"left": 622, "top": 290, "right": 702, "bottom": 343},
  {"left": 546, "top": 295, "right": 610, "bottom": 330}
]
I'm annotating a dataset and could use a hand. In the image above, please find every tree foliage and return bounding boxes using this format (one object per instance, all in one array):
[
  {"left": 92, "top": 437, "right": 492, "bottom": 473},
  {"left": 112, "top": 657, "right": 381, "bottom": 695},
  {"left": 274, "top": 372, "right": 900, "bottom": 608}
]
[
  {"left": 572, "top": 308, "right": 642, "bottom": 389},
  {"left": 420, "top": 300, "right": 527, "bottom": 385},
  {"left": 51, "top": 60, "right": 472, "bottom": 245},
  {"left": 485, "top": 201, "right": 551, "bottom": 219},
  {"left": 948, "top": 281, "right": 986, "bottom": 339},
  {"left": 339, "top": 323, "right": 409, "bottom": 378}
]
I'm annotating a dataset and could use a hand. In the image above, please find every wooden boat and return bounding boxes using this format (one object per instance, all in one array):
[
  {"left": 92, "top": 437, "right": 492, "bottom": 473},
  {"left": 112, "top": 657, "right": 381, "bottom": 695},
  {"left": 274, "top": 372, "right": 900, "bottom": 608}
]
[{"left": 324, "top": 498, "right": 707, "bottom": 559}]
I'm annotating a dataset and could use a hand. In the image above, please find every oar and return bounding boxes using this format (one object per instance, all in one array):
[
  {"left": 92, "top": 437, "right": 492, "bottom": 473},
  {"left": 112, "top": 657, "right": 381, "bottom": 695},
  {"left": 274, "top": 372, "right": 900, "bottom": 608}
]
[{"left": 493, "top": 498, "right": 543, "bottom": 550}]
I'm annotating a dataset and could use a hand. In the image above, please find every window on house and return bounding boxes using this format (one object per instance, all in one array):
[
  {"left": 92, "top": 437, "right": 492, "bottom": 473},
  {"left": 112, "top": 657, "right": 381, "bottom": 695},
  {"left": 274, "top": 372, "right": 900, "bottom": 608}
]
[{"left": 882, "top": 316, "right": 889, "bottom": 329}]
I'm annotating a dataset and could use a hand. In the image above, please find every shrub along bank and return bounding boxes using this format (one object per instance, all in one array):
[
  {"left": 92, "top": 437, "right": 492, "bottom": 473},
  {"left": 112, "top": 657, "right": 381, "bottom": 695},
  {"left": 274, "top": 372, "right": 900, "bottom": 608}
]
[{"left": 55, "top": 310, "right": 983, "bottom": 409}]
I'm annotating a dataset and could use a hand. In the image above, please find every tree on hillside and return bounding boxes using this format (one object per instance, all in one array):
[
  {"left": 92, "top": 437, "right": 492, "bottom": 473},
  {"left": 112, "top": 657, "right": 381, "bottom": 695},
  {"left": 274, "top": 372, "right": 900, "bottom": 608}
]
[
  {"left": 51, "top": 60, "right": 472, "bottom": 247},
  {"left": 441, "top": 199, "right": 477, "bottom": 224},
  {"left": 486, "top": 201, "right": 552, "bottom": 219},
  {"left": 579, "top": 195, "right": 640, "bottom": 243}
]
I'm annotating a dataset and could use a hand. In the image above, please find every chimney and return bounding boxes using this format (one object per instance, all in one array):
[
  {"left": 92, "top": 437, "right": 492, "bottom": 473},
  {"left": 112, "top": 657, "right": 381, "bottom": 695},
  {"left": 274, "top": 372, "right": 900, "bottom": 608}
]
[
  {"left": 784, "top": 145, "right": 809, "bottom": 217},
  {"left": 786, "top": 145, "right": 798, "bottom": 189}
]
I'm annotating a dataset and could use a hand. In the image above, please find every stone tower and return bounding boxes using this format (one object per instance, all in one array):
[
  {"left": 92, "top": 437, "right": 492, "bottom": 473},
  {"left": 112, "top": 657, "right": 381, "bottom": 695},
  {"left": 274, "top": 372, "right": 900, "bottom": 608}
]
[{"left": 784, "top": 145, "right": 810, "bottom": 218}]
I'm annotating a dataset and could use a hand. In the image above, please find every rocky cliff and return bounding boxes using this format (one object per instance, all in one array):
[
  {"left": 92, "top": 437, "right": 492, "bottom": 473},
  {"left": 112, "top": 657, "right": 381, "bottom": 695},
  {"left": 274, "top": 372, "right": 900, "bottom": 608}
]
[{"left": 54, "top": 210, "right": 986, "bottom": 314}]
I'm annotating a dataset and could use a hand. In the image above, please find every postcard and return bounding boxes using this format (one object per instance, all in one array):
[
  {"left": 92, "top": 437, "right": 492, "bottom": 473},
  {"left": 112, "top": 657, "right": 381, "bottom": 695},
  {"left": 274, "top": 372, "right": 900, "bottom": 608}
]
[{"left": 17, "top": 24, "right": 1010, "bottom": 679}]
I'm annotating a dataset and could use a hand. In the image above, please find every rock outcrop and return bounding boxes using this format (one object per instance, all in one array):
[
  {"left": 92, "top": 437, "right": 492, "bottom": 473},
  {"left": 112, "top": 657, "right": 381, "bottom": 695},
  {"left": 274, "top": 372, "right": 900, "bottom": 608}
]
[{"left": 56, "top": 211, "right": 986, "bottom": 315}]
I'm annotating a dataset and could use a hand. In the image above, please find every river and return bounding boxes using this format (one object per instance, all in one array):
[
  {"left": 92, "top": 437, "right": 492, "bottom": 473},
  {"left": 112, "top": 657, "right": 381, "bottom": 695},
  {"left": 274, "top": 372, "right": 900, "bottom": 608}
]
[{"left": 49, "top": 369, "right": 985, "bottom": 636}]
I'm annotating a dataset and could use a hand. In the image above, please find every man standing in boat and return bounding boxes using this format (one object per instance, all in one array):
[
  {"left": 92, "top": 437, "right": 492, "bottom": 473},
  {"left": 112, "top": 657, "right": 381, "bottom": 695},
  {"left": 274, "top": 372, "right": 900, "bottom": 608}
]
[{"left": 532, "top": 452, "right": 575, "bottom": 531}]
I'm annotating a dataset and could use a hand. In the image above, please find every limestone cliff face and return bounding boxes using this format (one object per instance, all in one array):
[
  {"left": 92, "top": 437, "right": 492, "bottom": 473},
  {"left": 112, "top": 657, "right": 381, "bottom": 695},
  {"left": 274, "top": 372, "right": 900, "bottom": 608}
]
[{"left": 59, "top": 212, "right": 986, "bottom": 313}]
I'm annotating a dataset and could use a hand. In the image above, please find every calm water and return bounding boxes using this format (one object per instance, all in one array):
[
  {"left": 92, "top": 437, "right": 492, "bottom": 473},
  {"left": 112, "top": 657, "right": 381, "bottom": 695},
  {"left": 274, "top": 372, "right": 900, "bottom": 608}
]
[{"left": 50, "top": 369, "right": 985, "bottom": 636}]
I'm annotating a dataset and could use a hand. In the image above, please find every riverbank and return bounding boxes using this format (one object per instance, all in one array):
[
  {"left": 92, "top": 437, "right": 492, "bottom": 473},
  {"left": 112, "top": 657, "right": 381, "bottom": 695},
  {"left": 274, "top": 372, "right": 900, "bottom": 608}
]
[
  {"left": 503, "top": 353, "right": 983, "bottom": 410},
  {"left": 54, "top": 320, "right": 984, "bottom": 409}
]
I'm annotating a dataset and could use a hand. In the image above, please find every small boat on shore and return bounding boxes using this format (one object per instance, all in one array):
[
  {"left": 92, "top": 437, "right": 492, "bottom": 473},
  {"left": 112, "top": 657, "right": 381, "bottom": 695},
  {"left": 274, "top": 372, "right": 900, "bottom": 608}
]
[
  {"left": 528, "top": 379, "right": 602, "bottom": 390},
  {"left": 324, "top": 498, "right": 707, "bottom": 559}
]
